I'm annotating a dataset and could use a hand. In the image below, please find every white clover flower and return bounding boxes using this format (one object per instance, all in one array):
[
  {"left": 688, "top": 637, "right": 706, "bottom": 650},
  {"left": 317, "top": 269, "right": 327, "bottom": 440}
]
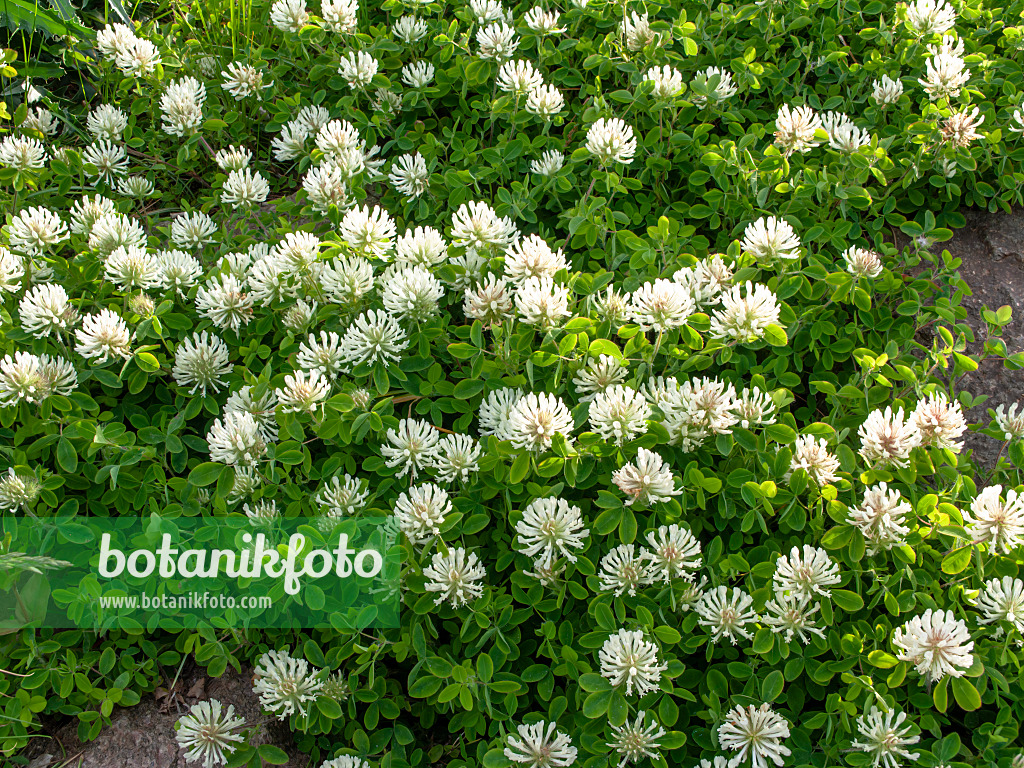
[
  {"left": 826, "top": 118, "right": 872, "bottom": 152},
  {"left": 695, "top": 586, "right": 758, "bottom": 644},
  {"left": 82, "top": 140, "right": 129, "bottom": 183},
  {"left": 588, "top": 385, "right": 651, "bottom": 445},
  {"left": 524, "top": 6, "right": 563, "bottom": 34},
  {"left": 395, "top": 483, "right": 451, "bottom": 543},
  {"left": 963, "top": 485, "right": 1024, "bottom": 554},
  {"left": 0, "top": 135, "right": 47, "bottom": 172},
  {"left": 469, "top": 0, "right": 506, "bottom": 23},
  {"left": 942, "top": 106, "right": 985, "bottom": 148},
  {"left": 388, "top": 153, "right": 430, "bottom": 199},
  {"left": 598, "top": 544, "right": 653, "bottom": 596},
  {"left": 448, "top": 250, "right": 489, "bottom": 291},
  {"left": 531, "top": 150, "right": 565, "bottom": 176},
  {"left": 96, "top": 23, "right": 137, "bottom": 60},
  {"left": 872, "top": 74, "right": 904, "bottom": 106},
  {"left": 396, "top": 226, "right": 447, "bottom": 267},
  {"left": 920, "top": 52, "right": 969, "bottom": 102},
  {"left": 244, "top": 499, "right": 278, "bottom": 525},
  {"left": 319, "top": 256, "right": 374, "bottom": 306},
  {"left": 844, "top": 246, "right": 883, "bottom": 278},
  {"left": 275, "top": 369, "right": 330, "bottom": 413},
  {"left": 215, "top": 145, "right": 252, "bottom": 172},
  {"left": 104, "top": 245, "right": 161, "bottom": 291},
  {"left": 303, "top": 163, "right": 349, "bottom": 213},
  {"left": 464, "top": 274, "right": 515, "bottom": 326},
  {"left": 477, "top": 21, "right": 519, "bottom": 61},
  {"left": 0, "top": 247, "right": 24, "bottom": 293},
  {"left": 504, "top": 234, "right": 566, "bottom": 284},
  {"left": 340, "top": 309, "right": 407, "bottom": 367},
  {"left": 785, "top": 434, "right": 840, "bottom": 486},
  {"left": 761, "top": 592, "right": 825, "bottom": 644},
  {"left": 295, "top": 331, "right": 345, "bottom": 379},
  {"left": 393, "top": 15, "right": 428, "bottom": 42},
  {"left": 171, "top": 211, "right": 217, "bottom": 250},
  {"left": 253, "top": 649, "right": 323, "bottom": 719},
  {"left": 423, "top": 547, "right": 486, "bottom": 607},
  {"left": 479, "top": 387, "right": 523, "bottom": 439},
  {"left": 401, "top": 60, "right": 435, "bottom": 88},
  {"left": 315, "top": 474, "right": 368, "bottom": 517},
  {"left": 852, "top": 707, "right": 920, "bottom": 768},
  {"left": 612, "top": 448, "right": 680, "bottom": 507},
  {"left": 525, "top": 84, "right": 564, "bottom": 119},
  {"left": 974, "top": 577, "right": 1024, "bottom": 633},
  {"left": 175, "top": 699, "right": 246, "bottom": 768},
  {"left": 271, "top": 0, "right": 310, "bottom": 31},
  {"left": 608, "top": 712, "right": 666, "bottom": 766},
  {"left": 515, "top": 277, "right": 571, "bottom": 329},
  {"left": 515, "top": 497, "right": 588, "bottom": 567},
  {"left": 741, "top": 217, "right": 801, "bottom": 261},
  {"left": 22, "top": 107, "right": 58, "bottom": 138},
  {"left": 224, "top": 386, "right": 279, "bottom": 443},
  {"left": 911, "top": 392, "right": 966, "bottom": 451},
  {"left": 7, "top": 207, "right": 69, "bottom": 256},
  {"left": 630, "top": 279, "right": 695, "bottom": 332},
  {"left": 571, "top": 355, "right": 627, "bottom": 402},
  {"left": 709, "top": 281, "right": 781, "bottom": 342},
  {"left": 114, "top": 37, "right": 162, "bottom": 76},
  {"left": 773, "top": 545, "right": 840, "bottom": 599},
  {"left": 221, "top": 168, "right": 270, "bottom": 208},
  {"left": 599, "top": 628, "right": 667, "bottom": 696},
  {"left": 321, "top": 757, "right": 370, "bottom": 768},
  {"left": 272, "top": 123, "right": 311, "bottom": 161},
  {"left": 858, "top": 406, "right": 923, "bottom": 468},
  {"left": 691, "top": 67, "right": 738, "bottom": 106},
  {"left": 88, "top": 212, "right": 145, "bottom": 256},
  {"left": 172, "top": 332, "right": 232, "bottom": 397},
  {"left": 0, "top": 352, "right": 77, "bottom": 407},
  {"left": 195, "top": 274, "right": 254, "bottom": 332},
  {"left": 732, "top": 387, "right": 777, "bottom": 428},
  {"left": 430, "top": 433, "right": 482, "bottom": 483},
  {"left": 117, "top": 175, "right": 157, "bottom": 199},
  {"left": 995, "top": 403, "right": 1024, "bottom": 440},
  {"left": 644, "top": 65, "right": 684, "bottom": 99},
  {"left": 1010, "top": 110, "right": 1024, "bottom": 136},
  {"left": 19, "top": 284, "right": 71, "bottom": 338},
  {"left": 505, "top": 721, "right": 576, "bottom": 768},
  {"left": 207, "top": 411, "right": 267, "bottom": 465},
  {"left": 70, "top": 194, "right": 117, "bottom": 235},
  {"left": 904, "top": 0, "right": 956, "bottom": 36},
  {"left": 381, "top": 418, "right": 440, "bottom": 479},
  {"left": 451, "top": 200, "right": 518, "bottom": 254},
  {"left": 338, "top": 51, "right": 379, "bottom": 89},
  {"left": 322, "top": 0, "right": 359, "bottom": 32},
  {"left": 586, "top": 117, "right": 637, "bottom": 165},
  {"left": 591, "top": 285, "right": 631, "bottom": 326},
  {"left": 340, "top": 205, "right": 396, "bottom": 259},
  {"left": 892, "top": 609, "right": 974, "bottom": 682},
  {"left": 507, "top": 392, "right": 574, "bottom": 452},
  {"left": 221, "top": 62, "right": 270, "bottom": 100},
  {"left": 848, "top": 482, "right": 913, "bottom": 554},
  {"left": 498, "top": 60, "right": 544, "bottom": 95},
  {"left": 0, "top": 469, "right": 41, "bottom": 511},
  {"left": 620, "top": 12, "right": 657, "bottom": 50},
  {"left": 643, "top": 524, "right": 701, "bottom": 583},
  {"left": 718, "top": 704, "right": 792, "bottom": 768},
  {"left": 75, "top": 309, "right": 132, "bottom": 362},
  {"left": 382, "top": 266, "right": 444, "bottom": 321},
  {"left": 160, "top": 77, "right": 206, "bottom": 137},
  {"left": 773, "top": 104, "right": 822, "bottom": 156}
]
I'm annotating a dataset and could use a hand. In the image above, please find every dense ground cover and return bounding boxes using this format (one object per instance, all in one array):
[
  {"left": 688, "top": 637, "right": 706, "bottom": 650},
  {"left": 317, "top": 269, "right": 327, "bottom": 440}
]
[{"left": 2, "top": 0, "right": 1024, "bottom": 765}]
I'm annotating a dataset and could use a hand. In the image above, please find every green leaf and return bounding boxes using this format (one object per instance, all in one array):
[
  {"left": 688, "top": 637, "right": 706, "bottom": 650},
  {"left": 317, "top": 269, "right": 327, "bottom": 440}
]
[
  {"left": 453, "top": 379, "right": 486, "bottom": 399},
  {"left": 509, "top": 452, "right": 530, "bottom": 484},
  {"left": 483, "top": 749, "right": 512, "bottom": 768},
  {"left": 316, "top": 695, "right": 343, "bottom": 719},
  {"left": 832, "top": 589, "right": 864, "bottom": 612},
  {"left": 762, "top": 324, "right": 788, "bottom": 346},
  {"left": 188, "top": 462, "right": 224, "bottom": 486},
  {"left": 867, "top": 650, "right": 899, "bottom": 669},
  {"left": 135, "top": 352, "right": 160, "bottom": 373},
  {"left": 752, "top": 627, "right": 774, "bottom": 654},
  {"left": 56, "top": 437, "right": 77, "bottom": 473},
  {"left": 951, "top": 677, "right": 981, "bottom": 711},
  {"left": 761, "top": 670, "right": 784, "bottom": 702},
  {"left": 582, "top": 689, "right": 612, "bottom": 717},
  {"left": 941, "top": 546, "right": 972, "bottom": 575},
  {"left": 257, "top": 745, "right": 290, "bottom": 765},
  {"left": 448, "top": 343, "right": 478, "bottom": 359}
]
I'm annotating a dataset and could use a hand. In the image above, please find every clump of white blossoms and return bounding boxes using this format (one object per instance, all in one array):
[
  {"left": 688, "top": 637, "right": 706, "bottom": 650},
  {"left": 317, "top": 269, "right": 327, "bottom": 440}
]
[
  {"left": 741, "top": 216, "right": 801, "bottom": 261},
  {"left": 858, "top": 406, "right": 922, "bottom": 468},
  {"left": 892, "top": 609, "right": 974, "bottom": 682},
  {"left": 504, "top": 234, "right": 566, "bottom": 283},
  {"left": 7, "top": 206, "right": 69, "bottom": 256},
  {"left": 322, "top": 0, "right": 358, "bottom": 32},
  {"left": 920, "top": 49, "right": 970, "bottom": 101},
  {"left": 941, "top": 106, "right": 985, "bottom": 148},
  {"left": 904, "top": 0, "right": 956, "bottom": 36},
  {"left": 253, "top": 648, "right": 324, "bottom": 719},
  {"left": 423, "top": 547, "right": 486, "bottom": 607},
  {"left": 207, "top": 411, "right": 268, "bottom": 466},
  {"left": 973, "top": 576, "right": 1024, "bottom": 633},
  {"left": 215, "top": 146, "right": 253, "bottom": 173},
  {"left": 394, "top": 483, "right": 451, "bottom": 543},
  {"left": 0, "top": 469, "right": 42, "bottom": 512},
  {"left": 531, "top": 150, "right": 565, "bottom": 176},
  {"left": 315, "top": 474, "right": 369, "bottom": 518},
  {"left": 275, "top": 370, "right": 330, "bottom": 414},
  {"left": 0, "top": 352, "right": 77, "bottom": 408},
  {"left": 844, "top": 246, "right": 884, "bottom": 278},
  {"left": 598, "top": 544, "right": 653, "bottom": 596},
  {"left": 160, "top": 77, "right": 206, "bottom": 137},
  {"left": 526, "top": 84, "right": 564, "bottom": 119},
  {"left": 221, "top": 62, "right": 270, "bottom": 100},
  {"left": 19, "top": 284, "right": 72, "bottom": 338},
  {"left": 498, "top": 60, "right": 544, "bottom": 95},
  {"left": 785, "top": 435, "right": 841, "bottom": 486},
  {"left": 271, "top": 0, "right": 310, "bottom": 31},
  {"left": 848, "top": 482, "right": 913, "bottom": 554},
  {"left": 76, "top": 309, "right": 133, "bottom": 362},
  {"left": 695, "top": 586, "right": 758, "bottom": 644},
  {"left": 381, "top": 418, "right": 440, "bottom": 479},
  {"left": 910, "top": 391, "right": 966, "bottom": 451},
  {"left": 621, "top": 12, "right": 658, "bottom": 51},
  {"left": 175, "top": 699, "right": 246, "bottom": 768},
  {"left": 612, "top": 448, "right": 681, "bottom": 507},
  {"left": 340, "top": 309, "right": 408, "bottom": 367},
  {"left": 477, "top": 21, "right": 520, "bottom": 61},
  {"left": 0, "top": 135, "right": 47, "bottom": 172},
  {"left": 504, "top": 721, "right": 577, "bottom": 768},
  {"left": 389, "top": 153, "right": 430, "bottom": 199},
  {"left": 962, "top": 485, "right": 1024, "bottom": 554},
  {"left": 608, "top": 712, "right": 666, "bottom": 766},
  {"left": 718, "top": 704, "right": 792, "bottom": 768},
  {"left": 851, "top": 707, "right": 920, "bottom": 768},
  {"left": 430, "top": 433, "right": 482, "bottom": 482},
  {"left": 691, "top": 67, "right": 738, "bottom": 105},
  {"left": 773, "top": 104, "right": 823, "bottom": 156},
  {"left": 599, "top": 628, "right": 667, "bottom": 696},
  {"left": 221, "top": 168, "right": 270, "bottom": 208},
  {"left": 630, "top": 279, "right": 695, "bottom": 332},
  {"left": 382, "top": 266, "right": 444, "bottom": 321},
  {"left": 761, "top": 592, "right": 826, "bottom": 644},
  {"left": 83, "top": 140, "right": 128, "bottom": 183},
  {"left": 572, "top": 355, "right": 627, "bottom": 402},
  {"left": 225, "top": 386, "right": 279, "bottom": 443},
  {"left": 465, "top": 274, "right": 514, "bottom": 326},
  {"left": 773, "top": 545, "right": 841, "bottom": 599},
  {"left": 588, "top": 385, "right": 651, "bottom": 445},
  {"left": 709, "top": 282, "right": 781, "bottom": 342},
  {"left": 994, "top": 403, "right": 1024, "bottom": 440},
  {"left": 586, "top": 117, "right": 637, "bottom": 165},
  {"left": 196, "top": 274, "right": 254, "bottom": 332},
  {"left": 506, "top": 392, "right": 574, "bottom": 452},
  {"left": 172, "top": 332, "right": 232, "bottom": 397},
  {"left": 171, "top": 211, "right": 217, "bottom": 250},
  {"left": 516, "top": 276, "right": 571, "bottom": 329},
  {"left": 872, "top": 74, "right": 904, "bottom": 106},
  {"left": 451, "top": 200, "right": 518, "bottom": 254},
  {"left": 515, "top": 497, "right": 589, "bottom": 567},
  {"left": 643, "top": 524, "right": 701, "bottom": 583},
  {"left": 644, "top": 65, "right": 684, "bottom": 99}
]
